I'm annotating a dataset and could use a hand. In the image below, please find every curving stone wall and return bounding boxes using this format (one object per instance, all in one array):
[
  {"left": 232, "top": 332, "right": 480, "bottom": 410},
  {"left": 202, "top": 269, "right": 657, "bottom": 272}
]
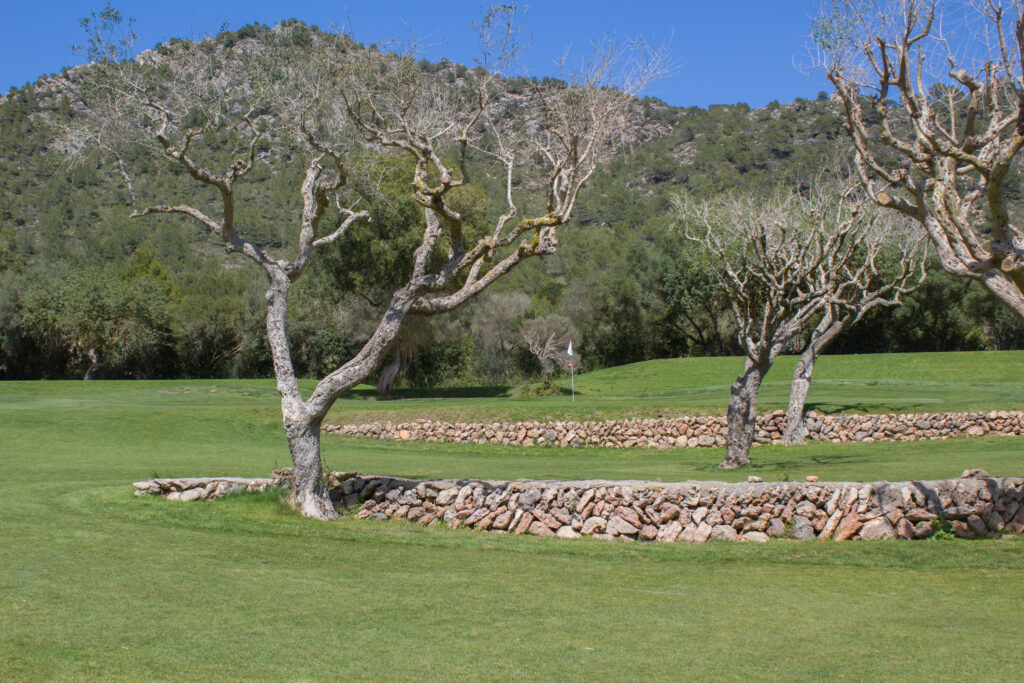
[
  {"left": 134, "top": 469, "right": 1024, "bottom": 543},
  {"left": 324, "top": 410, "right": 1024, "bottom": 449}
]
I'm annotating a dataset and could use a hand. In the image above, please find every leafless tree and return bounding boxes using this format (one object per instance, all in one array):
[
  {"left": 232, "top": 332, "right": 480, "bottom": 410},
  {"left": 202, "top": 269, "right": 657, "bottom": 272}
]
[
  {"left": 65, "top": 7, "right": 667, "bottom": 518},
  {"left": 819, "top": 0, "right": 1024, "bottom": 324},
  {"left": 783, "top": 213, "right": 925, "bottom": 444},
  {"left": 520, "top": 314, "right": 578, "bottom": 379},
  {"left": 676, "top": 185, "right": 886, "bottom": 468}
]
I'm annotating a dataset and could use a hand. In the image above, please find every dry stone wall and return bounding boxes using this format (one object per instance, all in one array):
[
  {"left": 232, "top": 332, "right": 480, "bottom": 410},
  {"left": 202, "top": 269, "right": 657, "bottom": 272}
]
[
  {"left": 325, "top": 410, "right": 1024, "bottom": 449},
  {"left": 134, "top": 469, "right": 1024, "bottom": 543},
  {"left": 132, "top": 477, "right": 277, "bottom": 501}
]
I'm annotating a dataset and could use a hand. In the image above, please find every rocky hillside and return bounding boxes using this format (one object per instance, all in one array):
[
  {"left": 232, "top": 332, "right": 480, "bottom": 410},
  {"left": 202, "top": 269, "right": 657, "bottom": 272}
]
[{"left": 2, "top": 20, "right": 1021, "bottom": 381}]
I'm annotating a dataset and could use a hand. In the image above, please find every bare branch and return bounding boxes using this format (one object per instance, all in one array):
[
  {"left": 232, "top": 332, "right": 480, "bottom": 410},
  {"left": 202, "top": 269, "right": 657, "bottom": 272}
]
[{"left": 820, "top": 0, "right": 1024, "bottom": 319}]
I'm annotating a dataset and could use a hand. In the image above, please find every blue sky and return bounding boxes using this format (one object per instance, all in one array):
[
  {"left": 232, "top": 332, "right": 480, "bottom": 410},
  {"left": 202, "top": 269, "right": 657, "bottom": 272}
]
[{"left": 0, "top": 1, "right": 831, "bottom": 108}]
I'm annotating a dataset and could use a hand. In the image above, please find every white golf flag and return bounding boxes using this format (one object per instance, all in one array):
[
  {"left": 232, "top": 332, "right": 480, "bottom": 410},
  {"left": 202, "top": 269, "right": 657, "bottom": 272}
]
[{"left": 567, "top": 340, "right": 574, "bottom": 357}]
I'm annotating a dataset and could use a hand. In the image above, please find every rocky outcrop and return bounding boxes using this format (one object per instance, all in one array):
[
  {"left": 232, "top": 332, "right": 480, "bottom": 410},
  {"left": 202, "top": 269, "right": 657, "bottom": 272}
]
[
  {"left": 134, "top": 469, "right": 1024, "bottom": 543},
  {"left": 324, "top": 410, "right": 1024, "bottom": 449}
]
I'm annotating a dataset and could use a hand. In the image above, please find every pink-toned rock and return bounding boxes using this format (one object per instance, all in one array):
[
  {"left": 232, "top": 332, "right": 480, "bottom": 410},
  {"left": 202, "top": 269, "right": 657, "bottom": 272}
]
[
  {"left": 896, "top": 518, "right": 914, "bottom": 540},
  {"left": 607, "top": 515, "right": 640, "bottom": 536},
  {"left": 532, "top": 510, "right": 562, "bottom": 530},
  {"left": 656, "top": 520, "right": 683, "bottom": 543},
  {"left": 464, "top": 508, "right": 489, "bottom": 526},
  {"left": 904, "top": 508, "right": 936, "bottom": 522},
  {"left": 639, "top": 525, "right": 658, "bottom": 541},
  {"left": 681, "top": 522, "right": 712, "bottom": 544},
  {"left": 513, "top": 512, "right": 534, "bottom": 535},
  {"left": 811, "top": 510, "right": 829, "bottom": 532},
  {"left": 833, "top": 516, "right": 862, "bottom": 541},
  {"left": 859, "top": 517, "right": 896, "bottom": 540},
  {"left": 615, "top": 506, "right": 642, "bottom": 528},
  {"left": 658, "top": 504, "right": 681, "bottom": 523},
  {"left": 179, "top": 487, "right": 205, "bottom": 501},
  {"left": 806, "top": 475, "right": 819, "bottom": 482},
  {"left": 529, "top": 521, "right": 555, "bottom": 537},
  {"left": 491, "top": 511, "right": 512, "bottom": 530},
  {"left": 474, "top": 512, "right": 497, "bottom": 530},
  {"left": 550, "top": 507, "right": 572, "bottom": 525}
]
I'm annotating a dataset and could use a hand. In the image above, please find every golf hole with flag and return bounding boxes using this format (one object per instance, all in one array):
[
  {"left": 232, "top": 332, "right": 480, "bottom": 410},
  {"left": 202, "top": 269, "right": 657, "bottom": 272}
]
[{"left": 568, "top": 340, "right": 575, "bottom": 402}]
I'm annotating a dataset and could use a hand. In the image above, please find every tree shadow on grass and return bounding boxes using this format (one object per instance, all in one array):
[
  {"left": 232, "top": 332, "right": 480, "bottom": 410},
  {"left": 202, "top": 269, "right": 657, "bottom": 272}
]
[
  {"left": 343, "top": 385, "right": 513, "bottom": 401},
  {"left": 688, "top": 451, "right": 876, "bottom": 477},
  {"left": 805, "top": 401, "right": 877, "bottom": 414}
]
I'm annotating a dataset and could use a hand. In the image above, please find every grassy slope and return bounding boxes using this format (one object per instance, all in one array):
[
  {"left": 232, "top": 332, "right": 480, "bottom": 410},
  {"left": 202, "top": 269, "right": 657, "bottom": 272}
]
[
  {"left": 3, "top": 354, "right": 1024, "bottom": 679},
  {"left": 331, "top": 350, "right": 1024, "bottom": 422}
]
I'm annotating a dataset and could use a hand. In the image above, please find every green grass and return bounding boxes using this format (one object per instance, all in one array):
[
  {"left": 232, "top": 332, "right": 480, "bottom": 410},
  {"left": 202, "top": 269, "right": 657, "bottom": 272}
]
[
  {"left": 331, "top": 350, "right": 1024, "bottom": 422},
  {"left": 3, "top": 353, "right": 1024, "bottom": 679}
]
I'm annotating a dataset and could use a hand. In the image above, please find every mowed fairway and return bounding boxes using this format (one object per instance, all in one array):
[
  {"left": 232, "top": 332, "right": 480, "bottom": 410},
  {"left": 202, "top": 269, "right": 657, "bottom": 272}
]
[
  {"left": 2, "top": 352, "right": 1024, "bottom": 680},
  {"left": 331, "top": 350, "right": 1024, "bottom": 422}
]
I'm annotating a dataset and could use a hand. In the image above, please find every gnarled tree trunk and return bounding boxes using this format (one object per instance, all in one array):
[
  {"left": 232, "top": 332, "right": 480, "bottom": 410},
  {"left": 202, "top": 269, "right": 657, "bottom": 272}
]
[
  {"left": 266, "top": 278, "right": 340, "bottom": 520},
  {"left": 722, "top": 359, "right": 766, "bottom": 468},
  {"left": 69, "top": 10, "right": 666, "bottom": 519},
  {"left": 283, "top": 410, "right": 334, "bottom": 519}
]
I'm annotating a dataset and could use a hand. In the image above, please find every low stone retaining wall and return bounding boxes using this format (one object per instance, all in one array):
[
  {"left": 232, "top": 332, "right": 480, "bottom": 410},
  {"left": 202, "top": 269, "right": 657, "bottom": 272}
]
[
  {"left": 132, "top": 477, "right": 277, "bottom": 501},
  {"left": 134, "top": 469, "right": 1024, "bottom": 543},
  {"left": 325, "top": 410, "right": 1024, "bottom": 449}
]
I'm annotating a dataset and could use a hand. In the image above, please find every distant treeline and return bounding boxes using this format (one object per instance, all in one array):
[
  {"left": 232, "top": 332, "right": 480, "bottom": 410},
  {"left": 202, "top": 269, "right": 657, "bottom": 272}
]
[{"left": 2, "top": 22, "right": 1023, "bottom": 383}]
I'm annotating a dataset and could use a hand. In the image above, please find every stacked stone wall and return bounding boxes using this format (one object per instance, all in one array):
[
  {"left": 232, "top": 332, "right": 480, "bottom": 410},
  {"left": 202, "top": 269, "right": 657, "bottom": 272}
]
[
  {"left": 324, "top": 410, "right": 1024, "bottom": 449},
  {"left": 134, "top": 469, "right": 1024, "bottom": 543}
]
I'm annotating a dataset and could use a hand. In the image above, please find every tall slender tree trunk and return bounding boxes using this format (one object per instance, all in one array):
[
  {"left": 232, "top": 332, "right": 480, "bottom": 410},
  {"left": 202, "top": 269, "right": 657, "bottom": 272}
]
[
  {"left": 782, "top": 349, "right": 817, "bottom": 445},
  {"left": 783, "top": 314, "right": 848, "bottom": 445},
  {"left": 722, "top": 360, "right": 766, "bottom": 469}
]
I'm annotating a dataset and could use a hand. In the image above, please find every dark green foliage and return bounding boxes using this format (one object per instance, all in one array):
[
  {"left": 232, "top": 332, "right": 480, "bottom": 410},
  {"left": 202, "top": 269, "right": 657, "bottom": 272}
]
[
  {"left": 0, "top": 20, "right": 1021, "bottom": 384},
  {"left": 3, "top": 265, "right": 173, "bottom": 378}
]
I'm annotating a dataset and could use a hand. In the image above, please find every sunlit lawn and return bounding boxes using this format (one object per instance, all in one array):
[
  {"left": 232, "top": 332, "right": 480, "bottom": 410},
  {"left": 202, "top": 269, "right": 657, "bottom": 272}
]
[{"left": 2, "top": 352, "right": 1024, "bottom": 680}]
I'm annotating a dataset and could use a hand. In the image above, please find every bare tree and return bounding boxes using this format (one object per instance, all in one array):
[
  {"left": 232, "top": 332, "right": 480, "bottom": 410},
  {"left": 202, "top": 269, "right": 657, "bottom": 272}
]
[
  {"left": 819, "top": 0, "right": 1024, "bottom": 324},
  {"left": 676, "top": 185, "right": 881, "bottom": 468},
  {"left": 66, "top": 7, "right": 667, "bottom": 518},
  {"left": 520, "top": 314, "right": 578, "bottom": 379},
  {"left": 783, "top": 215, "right": 925, "bottom": 444}
]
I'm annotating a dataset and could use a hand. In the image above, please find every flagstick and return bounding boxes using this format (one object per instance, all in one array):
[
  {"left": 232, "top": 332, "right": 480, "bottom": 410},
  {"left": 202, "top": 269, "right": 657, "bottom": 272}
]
[{"left": 567, "top": 339, "right": 575, "bottom": 403}]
